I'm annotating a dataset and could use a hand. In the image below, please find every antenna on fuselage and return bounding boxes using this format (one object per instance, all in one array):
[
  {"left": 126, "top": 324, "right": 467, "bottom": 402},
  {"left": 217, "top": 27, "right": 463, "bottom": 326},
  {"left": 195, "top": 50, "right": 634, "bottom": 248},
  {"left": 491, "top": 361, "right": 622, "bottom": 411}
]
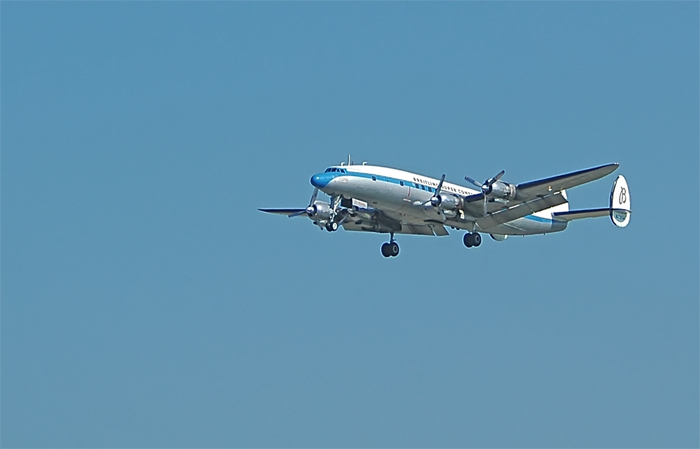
[{"left": 347, "top": 155, "right": 352, "bottom": 166}]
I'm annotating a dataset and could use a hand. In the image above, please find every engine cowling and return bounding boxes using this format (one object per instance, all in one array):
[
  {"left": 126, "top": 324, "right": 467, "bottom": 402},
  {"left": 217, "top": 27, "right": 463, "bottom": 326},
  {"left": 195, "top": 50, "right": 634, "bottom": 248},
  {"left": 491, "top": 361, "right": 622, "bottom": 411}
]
[
  {"left": 306, "top": 201, "right": 332, "bottom": 220},
  {"left": 488, "top": 181, "right": 516, "bottom": 199},
  {"left": 433, "top": 194, "right": 463, "bottom": 210}
]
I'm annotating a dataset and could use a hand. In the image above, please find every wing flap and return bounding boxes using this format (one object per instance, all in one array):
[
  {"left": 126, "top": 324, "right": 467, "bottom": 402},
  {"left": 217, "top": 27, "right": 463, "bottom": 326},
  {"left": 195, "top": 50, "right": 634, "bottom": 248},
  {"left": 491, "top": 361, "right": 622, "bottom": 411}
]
[
  {"left": 428, "top": 223, "right": 450, "bottom": 236},
  {"left": 477, "top": 192, "right": 567, "bottom": 229},
  {"left": 341, "top": 220, "right": 447, "bottom": 236},
  {"left": 404, "top": 224, "right": 439, "bottom": 235}
]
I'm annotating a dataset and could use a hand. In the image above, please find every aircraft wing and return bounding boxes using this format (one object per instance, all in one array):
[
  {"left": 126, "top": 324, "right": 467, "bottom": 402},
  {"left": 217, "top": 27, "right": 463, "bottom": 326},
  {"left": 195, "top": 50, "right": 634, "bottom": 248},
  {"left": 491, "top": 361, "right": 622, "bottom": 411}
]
[
  {"left": 515, "top": 163, "right": 618, "bottom": 201},
  {"left": 342, "top": 221, "right": 449, "bottom": 236},
  {"left": 259, "top": 208, "right": 306, "bottom": 217},
  {"left": 462, "top": 163, "right": 618, "bottom": 228}
]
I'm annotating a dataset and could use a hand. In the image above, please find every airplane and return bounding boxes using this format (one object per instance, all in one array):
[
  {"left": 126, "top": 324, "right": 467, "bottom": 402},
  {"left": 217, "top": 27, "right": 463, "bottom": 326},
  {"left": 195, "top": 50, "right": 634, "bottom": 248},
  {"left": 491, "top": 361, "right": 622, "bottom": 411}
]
[{"left": 260, "top": 159, "right": 631, "bottom": 257}]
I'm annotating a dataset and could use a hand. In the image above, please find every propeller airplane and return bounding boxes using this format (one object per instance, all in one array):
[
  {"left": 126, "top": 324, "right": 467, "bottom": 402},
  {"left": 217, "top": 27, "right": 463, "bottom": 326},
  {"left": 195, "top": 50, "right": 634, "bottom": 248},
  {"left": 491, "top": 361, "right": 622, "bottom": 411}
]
[{"left": 260, "top": 159, "right": 631, "bottom": 257}]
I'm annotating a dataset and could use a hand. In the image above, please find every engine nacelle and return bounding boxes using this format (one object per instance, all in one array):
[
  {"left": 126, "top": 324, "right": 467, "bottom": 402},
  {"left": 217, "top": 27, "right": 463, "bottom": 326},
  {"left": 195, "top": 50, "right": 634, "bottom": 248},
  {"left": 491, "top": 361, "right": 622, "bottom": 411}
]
[
  {"left": 307, "top": 201, "right": 332, "bottom": 221},
  {"left": 435, "top": 194, "right": 463, "bottom": 211},
  {"left": 488, "top": 181, "right": 516, "bottom": 199}
]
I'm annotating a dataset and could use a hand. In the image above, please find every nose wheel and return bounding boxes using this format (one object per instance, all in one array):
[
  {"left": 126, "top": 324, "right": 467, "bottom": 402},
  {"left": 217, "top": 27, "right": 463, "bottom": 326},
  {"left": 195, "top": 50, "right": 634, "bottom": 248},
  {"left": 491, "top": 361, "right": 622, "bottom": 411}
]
[
  {"left": 381, "top": 233, "right": 400, "bottom": 257},
  {"left": 463, "top": 232, "right": 482, "bottom": 248}
]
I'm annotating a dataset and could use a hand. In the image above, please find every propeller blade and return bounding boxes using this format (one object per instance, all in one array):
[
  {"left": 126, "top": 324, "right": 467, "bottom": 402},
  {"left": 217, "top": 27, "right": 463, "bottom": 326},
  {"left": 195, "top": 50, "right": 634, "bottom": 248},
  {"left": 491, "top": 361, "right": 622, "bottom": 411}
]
[
  {"left": 485, "top": 170, "right": 505, "bottom": 187},
  {"left": 288, "top": 210, "right": 307, "bottom": 217},
  {"left": 435, "top": 174, "right": 445, "bottom": 196},
  {"left": 464, "top": 176, "right": 482, "bottom": 189},
  {"left": 309, "top": 188, "right": 319, "bottom": 206},
  {"left": 426, "top": 174, "right": 446, "bottom": 208}
]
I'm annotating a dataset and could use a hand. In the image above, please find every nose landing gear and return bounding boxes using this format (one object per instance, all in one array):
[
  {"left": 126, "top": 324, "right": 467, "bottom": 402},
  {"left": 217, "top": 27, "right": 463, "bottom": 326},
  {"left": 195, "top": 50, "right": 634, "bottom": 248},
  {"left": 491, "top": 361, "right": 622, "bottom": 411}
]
[
  {"left": 381, "top": 233, "right": 400, "bottom": 258},
  {"left": 463, "top": 232, "right": 482, "bottom": 248}
]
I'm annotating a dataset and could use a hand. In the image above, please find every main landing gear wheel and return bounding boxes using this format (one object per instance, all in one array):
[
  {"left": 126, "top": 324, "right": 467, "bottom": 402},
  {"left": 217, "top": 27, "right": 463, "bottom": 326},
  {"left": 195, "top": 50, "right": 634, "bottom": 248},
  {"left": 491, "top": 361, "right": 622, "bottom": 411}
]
[
  {"left": 463, "top": 232, "right": 482, "bottom": 248},
  {"left": 325, "top": 221, "right": 338, "bottom": 232},
  {"left": 381, "top": 242, "right": 400, "bottom": 257},
  {"left": 381, "top": 241, "right": 400, "bottom": 258}
]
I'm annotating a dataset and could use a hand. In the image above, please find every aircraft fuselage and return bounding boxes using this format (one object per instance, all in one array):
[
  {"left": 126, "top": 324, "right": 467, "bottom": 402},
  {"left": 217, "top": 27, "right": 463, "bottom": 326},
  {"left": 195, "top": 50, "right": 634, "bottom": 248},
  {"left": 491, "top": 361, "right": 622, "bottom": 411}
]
[{"left": 310, "top": 164, "right": 567, "bottom": 236}]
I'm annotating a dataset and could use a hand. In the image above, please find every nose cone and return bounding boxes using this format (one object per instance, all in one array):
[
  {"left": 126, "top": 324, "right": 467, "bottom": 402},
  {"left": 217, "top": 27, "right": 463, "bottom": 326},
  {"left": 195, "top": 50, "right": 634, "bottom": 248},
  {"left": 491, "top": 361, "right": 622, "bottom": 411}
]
[{"left": 310, "top": 173, "right": 332, "bottom": 189}]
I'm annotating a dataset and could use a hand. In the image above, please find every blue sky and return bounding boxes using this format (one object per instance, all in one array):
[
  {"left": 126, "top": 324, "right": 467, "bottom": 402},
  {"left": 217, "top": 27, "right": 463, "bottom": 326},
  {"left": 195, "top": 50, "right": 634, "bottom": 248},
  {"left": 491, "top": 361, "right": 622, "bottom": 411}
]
[{"left": 2, "top": 2, "right": 698, "bottom": 447}]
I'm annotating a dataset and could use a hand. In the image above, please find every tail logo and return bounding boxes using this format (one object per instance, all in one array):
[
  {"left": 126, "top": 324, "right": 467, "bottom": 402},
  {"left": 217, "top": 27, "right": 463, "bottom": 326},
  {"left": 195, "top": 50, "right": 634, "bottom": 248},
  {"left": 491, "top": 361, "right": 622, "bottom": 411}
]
[{"left": 618, "top": 187, "right": 627, "bottom": 204}]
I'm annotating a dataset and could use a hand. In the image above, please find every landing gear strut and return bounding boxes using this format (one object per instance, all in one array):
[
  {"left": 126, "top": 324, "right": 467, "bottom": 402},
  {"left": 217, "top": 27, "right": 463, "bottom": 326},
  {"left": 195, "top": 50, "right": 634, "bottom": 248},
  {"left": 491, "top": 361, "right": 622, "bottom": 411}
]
[
  {"left": 463, "top": 232, "right": 482, "bottom": 248},
  {"left": 381, "top": 233, "right": 400, "bottom": 258}
]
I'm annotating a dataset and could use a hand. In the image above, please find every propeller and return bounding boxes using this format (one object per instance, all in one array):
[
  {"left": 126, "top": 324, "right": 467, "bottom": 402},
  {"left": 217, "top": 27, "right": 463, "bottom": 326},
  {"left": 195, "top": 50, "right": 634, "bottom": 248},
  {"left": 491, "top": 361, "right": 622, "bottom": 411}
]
[
  {"left": 289, "top": 188, "right": 319, "bottom": 217},
  {"left": 464, "top": 170, "right": 505, "bottom": 195},
  {"left": 427, "top": 174, "right": 446, "bottom": 208},
  {"left": 464, "top": 170, "right": 505, "bottom": 216}
]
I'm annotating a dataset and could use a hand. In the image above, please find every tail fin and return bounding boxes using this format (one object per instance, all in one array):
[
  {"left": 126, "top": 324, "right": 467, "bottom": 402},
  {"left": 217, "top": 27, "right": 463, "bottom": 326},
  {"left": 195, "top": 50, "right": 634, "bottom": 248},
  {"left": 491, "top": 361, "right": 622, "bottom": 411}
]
[
  {"left": 610, "top": 175, "right": 631, "bottom": 227},
  {"left": 552, "top": 175, "right": 631, "bottom": 227}
]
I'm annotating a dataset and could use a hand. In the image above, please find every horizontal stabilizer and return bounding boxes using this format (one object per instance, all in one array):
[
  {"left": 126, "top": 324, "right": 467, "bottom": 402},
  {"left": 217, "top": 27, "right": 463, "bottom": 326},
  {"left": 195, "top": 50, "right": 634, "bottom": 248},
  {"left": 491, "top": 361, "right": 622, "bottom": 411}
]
[
  {"left": 553, "top": 208, "right": 610, "bottom": 221},
  {"left": 552, "top": 175, "right": 631, "bottom": 227}
]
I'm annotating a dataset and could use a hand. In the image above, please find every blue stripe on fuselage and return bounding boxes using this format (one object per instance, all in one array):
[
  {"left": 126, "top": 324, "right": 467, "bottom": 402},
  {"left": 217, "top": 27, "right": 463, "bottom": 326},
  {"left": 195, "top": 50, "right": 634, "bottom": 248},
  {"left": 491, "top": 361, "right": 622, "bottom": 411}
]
[
  {"left": 311, "top": 170, "right": 446, "bottom": 193},
  {"left": 524, "top": 214, "right": 554, "bottom": 223}
]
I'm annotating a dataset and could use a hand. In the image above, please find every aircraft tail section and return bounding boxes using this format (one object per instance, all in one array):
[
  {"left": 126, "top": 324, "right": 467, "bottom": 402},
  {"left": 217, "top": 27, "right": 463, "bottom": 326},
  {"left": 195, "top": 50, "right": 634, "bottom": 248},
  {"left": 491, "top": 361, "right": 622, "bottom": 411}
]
[
  {"left": 552, "top": 175, "right": 631, "bottom": 227},
  {"left": 609, "top": 175, "right": 631, "bottom": 227}
]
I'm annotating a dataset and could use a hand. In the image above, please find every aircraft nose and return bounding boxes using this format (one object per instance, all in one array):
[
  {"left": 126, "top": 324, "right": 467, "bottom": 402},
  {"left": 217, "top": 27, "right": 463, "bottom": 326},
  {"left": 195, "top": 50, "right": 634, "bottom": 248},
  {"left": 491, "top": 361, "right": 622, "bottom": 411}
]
[{"left": 310, "top": 173, "right": 332, "bottom": 189}]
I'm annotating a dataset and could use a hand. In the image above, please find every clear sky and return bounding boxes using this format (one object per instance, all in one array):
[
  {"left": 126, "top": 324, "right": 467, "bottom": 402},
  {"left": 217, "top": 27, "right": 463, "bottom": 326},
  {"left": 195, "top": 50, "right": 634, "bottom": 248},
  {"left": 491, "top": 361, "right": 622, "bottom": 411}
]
[{"left": 2, "top": 2, "right": 698, "bottom": 447}]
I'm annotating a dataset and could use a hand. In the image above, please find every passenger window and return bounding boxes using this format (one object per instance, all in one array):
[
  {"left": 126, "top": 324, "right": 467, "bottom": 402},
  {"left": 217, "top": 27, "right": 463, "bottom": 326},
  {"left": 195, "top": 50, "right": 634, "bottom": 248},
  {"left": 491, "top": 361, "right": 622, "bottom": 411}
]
[
  {"left": 371, "top": 176, "right": 376, "bottom": 181},
  {"left": 400, "top": 181, "right": 404, "bottom": 186}
]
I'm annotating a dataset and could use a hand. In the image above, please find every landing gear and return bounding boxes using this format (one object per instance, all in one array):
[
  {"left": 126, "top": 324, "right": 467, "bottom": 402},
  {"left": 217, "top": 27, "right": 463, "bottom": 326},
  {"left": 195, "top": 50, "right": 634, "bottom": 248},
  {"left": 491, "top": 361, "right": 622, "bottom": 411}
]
[
  {"left": 381, "top": 242, "right": 399, "bottom": 257},
  {"left": 381, "top": 233, "right": 400, "bottom": 258},
  {"left": 325, "top": 221, "right": 338, "bottom": 232},
  {"left": 463, "top": 232, "right": 482, "bottom": 248}
]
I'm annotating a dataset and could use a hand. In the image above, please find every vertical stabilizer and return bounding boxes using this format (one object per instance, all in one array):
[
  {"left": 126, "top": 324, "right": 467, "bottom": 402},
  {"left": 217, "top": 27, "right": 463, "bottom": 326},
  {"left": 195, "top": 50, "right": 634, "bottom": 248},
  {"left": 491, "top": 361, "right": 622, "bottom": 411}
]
[{"left": 610, "top": 175, "right": 631, "bottom": 227}]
